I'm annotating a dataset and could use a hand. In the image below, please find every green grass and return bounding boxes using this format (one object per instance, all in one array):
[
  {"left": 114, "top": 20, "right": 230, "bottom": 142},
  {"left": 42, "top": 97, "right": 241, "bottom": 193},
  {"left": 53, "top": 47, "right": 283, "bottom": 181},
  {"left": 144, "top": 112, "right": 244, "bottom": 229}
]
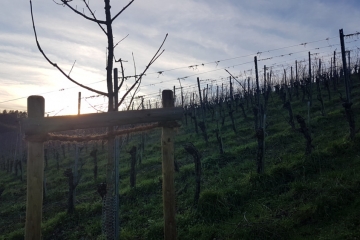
[{"left": 1, "top": 74, "right": 360, "bottom": 239}]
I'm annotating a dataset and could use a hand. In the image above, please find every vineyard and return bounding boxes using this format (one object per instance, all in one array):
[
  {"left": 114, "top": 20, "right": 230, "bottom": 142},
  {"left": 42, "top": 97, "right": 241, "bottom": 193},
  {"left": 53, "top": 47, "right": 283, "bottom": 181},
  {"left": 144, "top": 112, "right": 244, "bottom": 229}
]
[{"left": 1, "top": 31, "right": 360, "bottom": 239}]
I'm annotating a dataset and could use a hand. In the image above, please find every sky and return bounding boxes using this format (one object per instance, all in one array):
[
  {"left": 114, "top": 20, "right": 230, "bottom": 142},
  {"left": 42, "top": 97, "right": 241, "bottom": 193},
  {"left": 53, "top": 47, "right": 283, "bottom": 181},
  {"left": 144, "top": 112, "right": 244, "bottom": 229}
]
[{"left": 0, "top": 0, "right": 360, "bottom": 115}]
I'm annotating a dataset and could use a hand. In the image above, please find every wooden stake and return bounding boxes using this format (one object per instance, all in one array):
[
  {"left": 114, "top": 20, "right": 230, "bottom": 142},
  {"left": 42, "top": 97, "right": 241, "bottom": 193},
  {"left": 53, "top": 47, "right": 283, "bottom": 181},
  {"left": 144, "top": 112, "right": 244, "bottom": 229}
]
[
  {"left": 229, "top": 76, "right": 233, "bottom": 101},
  {"left": 78, "top": 92, "right": 81, "bottom": 115},
  {"left": 264, "top": 65, "right": 267, "bottom": 89},
  {"left": 197, "top": 77, "right": 203, "bottom": 108},
  {"left": 295, "top": 60, "right": 298, "bottom": 82},
  {"left": 339, "top": 29, "right": 355, "bottom": 139},
  {"left": 114, "top": 68, "right": 119, "bottom": 111},
  {"left": 161, "top": 90, "right": 177, "bottom": 240},
  {"left": 74, "top": 92, "right": 81, "bottom": 208},
  {"left": 254, "top": 56, "right": 260, "bottom": 107},
  {"left": 206, "top": 84, "right": 209, "bottom": 103},
  {"left": 25, "top": 96, "right": 45, "bottom": 240},
  {"left": 308, "top": 51, "right": 312, "bottom": 106}
]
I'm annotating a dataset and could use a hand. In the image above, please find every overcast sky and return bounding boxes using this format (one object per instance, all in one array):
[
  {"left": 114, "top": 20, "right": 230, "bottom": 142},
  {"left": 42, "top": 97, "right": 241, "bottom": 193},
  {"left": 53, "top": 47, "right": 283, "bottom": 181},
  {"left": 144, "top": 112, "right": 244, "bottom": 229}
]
[{"left": 0, "top": 0, "right": 359, "bottom": 115}]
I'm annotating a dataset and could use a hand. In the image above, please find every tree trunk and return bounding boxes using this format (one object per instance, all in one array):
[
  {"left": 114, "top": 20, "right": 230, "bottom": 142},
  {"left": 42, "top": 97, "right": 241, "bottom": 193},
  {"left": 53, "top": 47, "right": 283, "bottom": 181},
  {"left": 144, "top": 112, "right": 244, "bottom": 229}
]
[
  {"left": 183, "top": 143, "right": 201, "bottom": 206},
  {"left": 296, "top": 115, "right": 313, "bottom": 155}
]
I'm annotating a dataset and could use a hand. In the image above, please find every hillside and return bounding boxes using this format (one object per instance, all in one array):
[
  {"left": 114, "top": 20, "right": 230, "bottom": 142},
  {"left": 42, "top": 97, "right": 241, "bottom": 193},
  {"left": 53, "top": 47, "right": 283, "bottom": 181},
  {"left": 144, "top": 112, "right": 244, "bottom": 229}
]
[{"left": 1, "top": 74, "right": 360, "bottom": 239}]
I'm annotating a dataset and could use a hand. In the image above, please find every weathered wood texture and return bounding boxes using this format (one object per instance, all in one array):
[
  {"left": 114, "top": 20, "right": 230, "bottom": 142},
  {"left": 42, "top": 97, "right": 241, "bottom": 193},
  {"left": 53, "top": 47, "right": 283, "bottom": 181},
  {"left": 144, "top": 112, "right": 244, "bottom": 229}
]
[
  {"left": 161, "top": 90, "right": 177, "bottom": 240},
  {"left": 22, "top": 107, "right": 183, "bottom": 135},
  {"left": 25, "top": 96, "right": 45, "bottom": 240},
  {"left": 23, "top": 91, "right": 180, "bottom": 239}
]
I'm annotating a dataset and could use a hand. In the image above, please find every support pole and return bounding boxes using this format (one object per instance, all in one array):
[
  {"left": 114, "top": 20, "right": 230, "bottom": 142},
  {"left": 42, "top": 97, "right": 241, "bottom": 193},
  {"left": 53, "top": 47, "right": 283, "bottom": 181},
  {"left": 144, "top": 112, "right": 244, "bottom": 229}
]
[
  {"left": 347, "top": 50, "right": 352, "bottom": 92},
  {"left": 340, "top": 29, "right": 350, "bottom": 102},
  {"left": 161, "top": 90, "right": 177, "bottom": 240},
  {"left": 25, "top": 96, "right": 45, "bottom": 240},
  {"left": 229, "top": 77, "right": 233, "bottom": 101},
  {"left": 295, "top": 60, "right": 298, "bottom": 82},
  {"left": 114, "top": 134, "right": 120, "bottom": 240},
  {"left": 308, "top": 51, "right": 312, "bottom": 106},
  {"left": 74, "top": 92, "right": 81, "bottom": 208},
  {"left": 114, "top": 68, "right": 119, "bottom": 111},
  {"left": 78, "top": 92, "right": 81, "bottom": 115},
  {"left": 197, "top": 77, "right": 203, "bottom": 108},
  {"left": 114, "top": 68, "right": 120, "bottom": 240},
  {"left": 264, "top": 65, "right": 267, "bottom": 89},
  {"left": 206, "top": 84, "right": 209, "bottom": 104},
  {"left": 291, "top": 66, "right": 293, "bottom": 88},
  {"left": 173, "top": 86, "right": 176, "bottom": 105},
  {"left": 254, "top": 56, "right": 260, "bottom": 107}
]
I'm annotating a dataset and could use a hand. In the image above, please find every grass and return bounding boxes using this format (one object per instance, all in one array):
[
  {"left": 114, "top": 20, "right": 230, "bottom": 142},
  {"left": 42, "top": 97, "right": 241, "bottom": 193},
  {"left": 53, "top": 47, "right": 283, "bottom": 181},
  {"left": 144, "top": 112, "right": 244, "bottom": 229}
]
[{"left": 0, "top": 74, "right": 360, "bottom": 239}]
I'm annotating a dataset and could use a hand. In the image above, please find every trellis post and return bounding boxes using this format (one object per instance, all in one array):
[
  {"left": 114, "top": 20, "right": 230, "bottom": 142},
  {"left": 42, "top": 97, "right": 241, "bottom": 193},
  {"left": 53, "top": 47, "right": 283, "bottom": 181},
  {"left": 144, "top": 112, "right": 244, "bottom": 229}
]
[
  {"left": 25, "top": 96, "right": 45, "bottom": 240},
  {"left": 161, "top": 90, "right": 177, "bottom": 240}
]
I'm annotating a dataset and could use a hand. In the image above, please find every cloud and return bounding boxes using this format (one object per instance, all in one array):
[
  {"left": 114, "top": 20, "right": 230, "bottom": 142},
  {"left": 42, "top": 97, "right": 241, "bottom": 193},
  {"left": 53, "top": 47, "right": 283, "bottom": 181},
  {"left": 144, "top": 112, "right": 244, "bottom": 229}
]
[{"left": 0, "top": 0, "right": 359, "bottom": 114}]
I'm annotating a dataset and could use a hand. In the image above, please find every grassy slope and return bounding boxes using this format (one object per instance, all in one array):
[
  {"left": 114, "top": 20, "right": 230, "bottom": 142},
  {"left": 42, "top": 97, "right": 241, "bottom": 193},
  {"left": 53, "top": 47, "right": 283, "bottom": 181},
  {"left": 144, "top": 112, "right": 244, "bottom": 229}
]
[{"left": 1, "top": 75, "right": 360, "bottom": 240}]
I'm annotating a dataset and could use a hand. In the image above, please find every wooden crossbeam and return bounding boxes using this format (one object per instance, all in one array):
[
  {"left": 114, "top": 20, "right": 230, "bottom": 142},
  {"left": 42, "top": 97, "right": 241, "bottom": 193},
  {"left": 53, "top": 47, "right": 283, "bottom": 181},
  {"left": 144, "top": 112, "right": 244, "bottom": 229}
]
[{"left": 22, "top": 106, "right": 183, "bottom": 135}]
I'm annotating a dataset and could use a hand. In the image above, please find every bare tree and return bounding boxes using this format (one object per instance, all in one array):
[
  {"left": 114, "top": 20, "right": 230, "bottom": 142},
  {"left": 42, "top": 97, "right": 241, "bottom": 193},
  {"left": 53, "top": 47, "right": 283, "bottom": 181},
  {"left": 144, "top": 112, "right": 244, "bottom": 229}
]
[
  {"left": 30, "top": 0, "right": 167, "bottom": 111},
  {"left": 30, "top": 0, "right": 167, "bottom": 238}
]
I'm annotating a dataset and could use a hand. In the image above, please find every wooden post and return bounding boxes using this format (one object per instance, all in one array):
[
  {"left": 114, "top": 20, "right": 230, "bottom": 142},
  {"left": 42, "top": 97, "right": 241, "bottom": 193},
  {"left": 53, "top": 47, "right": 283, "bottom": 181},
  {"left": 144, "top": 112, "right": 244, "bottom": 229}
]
[
  {"left": 78, "top": 92, "right": 81, "bottom": 115},
  {"left": 254, "top": 56, "right": 260, "bottom": 107},
  {"left": 264, "top": 65, "right": 267, "bottom": 89},
  {"left": 308, "top": 51, "right": 312, "bottom": 106},
  {"left": 222, "top": 83, "right": 224, "bottom": 101},
  {"left": 334, "top": 50, "right": 337, "bottom": 77},
  {"left": 197, "top": 77, "right": 203, "bottom": 108},
  {"left": 229, "top": 77, "right": 233, "bottom": 101},
  {"left": 347, "top": 50, "right": 352, "bottom": 92},
  {"left": 114, "top": 68, "right": 119, "bottom": 111},
  {"left": 331, "top": 58, "right": 333, "bottom": 79},
  {"left": 25, "top": 96, "right": 45, "bottom": 240},
  {"left": 113, "top": 68, "right": 120, "bottom": 240},
  {"left": 114, "top": 134, "right": 120, "bottom": 240},
  {"left": 206, "top": 84, "right": 209, "bottom": 103},
  {"left": 173, "top": 86, "right": 176, "bottom": 106},
  {"left": 295, "top": 60, "right": 298, "bottom": 83},
  {"left": 161, "top": 90, "right": 176, "bottom": 240},
  {"left": 74, "top": 92, "right": 81, "bottom": 208},
  {"left": 203, "top": 88, "right": 206, "bottom": 104}
]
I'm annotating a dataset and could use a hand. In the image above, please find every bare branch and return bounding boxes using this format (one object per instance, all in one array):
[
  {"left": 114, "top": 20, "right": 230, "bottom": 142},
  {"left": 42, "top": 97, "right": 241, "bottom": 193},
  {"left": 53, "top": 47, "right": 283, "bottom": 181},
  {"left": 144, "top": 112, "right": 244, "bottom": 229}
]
[
  {"left": 225, "top": 69, "right": 246, "bottom": 93},
  {"left": 82, "top": 0, "right": 107, "bottom": 35},
  {"left": 125, "top": 84, "right": 134, "bottom": 110},
  {"left": 132, "top": 52, "right": 137, "bottom": 80},
  {"left": 113, "top": 34, "right": 129, "bottom": 66},
  {"left": 111, "top": 0, "right": 135, "bottom": 23},
  {"left": 85, "top": 98, "right": 104, "bottom": 113},
  {"left": 68, "top": 60, "right": 76, "bottom": 76},
  {"left": 52, "top": 0, "right": 64, "bottom": 5},
  {"left": 59, "top": 0, "right": 106, "bottom": 24},
  {"left": 117, "top": 33, "right": 168, "bottom": 108},
  {"left": 114, "top": 34, "right": 129, "bottom": 50},
  {"left": 127, "top": 53, "right": 140, "bottom": 110},
  {"left": 118, "top": 59, "right": 126, "bottom": 93},
  {"left": 132, "top": 81, "right": 142, "bottom": 106},
  {"left": 30, "top": 0, "right": 108, "bottom": 97}
]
